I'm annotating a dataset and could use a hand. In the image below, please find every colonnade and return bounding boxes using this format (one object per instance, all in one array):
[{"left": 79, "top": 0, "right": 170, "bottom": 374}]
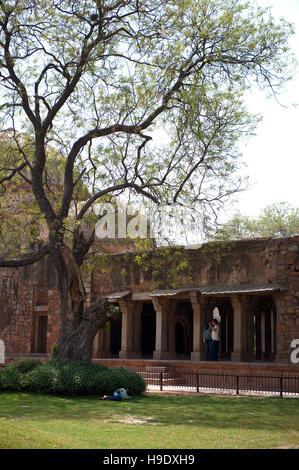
[{"left": 93, "top": 291, "right": 277, "bottom": 362}]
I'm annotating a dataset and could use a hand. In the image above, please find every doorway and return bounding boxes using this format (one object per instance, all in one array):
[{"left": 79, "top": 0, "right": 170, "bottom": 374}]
[
  {"left": 141, "top": 302, "right": 156, "bottom": 357},
  {"left": 110, "top": 316, "right": 122, "bottom": 357},
  {"left": 36, "top": 315, "right": 47, "bottom": 353},
  {"left": 175, "top": 321, "right": 185, "bottom": 355}
]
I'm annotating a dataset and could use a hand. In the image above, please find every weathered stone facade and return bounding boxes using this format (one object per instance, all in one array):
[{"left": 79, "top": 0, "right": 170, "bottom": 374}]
[
  {"left": 0, "top": 236, "right": 299, "bottom": 365},
  {"left": 0, "top": 258, "right": 58, "bottom": 354}
]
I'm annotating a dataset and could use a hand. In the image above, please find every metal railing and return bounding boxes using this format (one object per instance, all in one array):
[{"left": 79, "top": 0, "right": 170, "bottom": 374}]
[{"left": 131, "top": 368, "right": 299, "bottom": 398}]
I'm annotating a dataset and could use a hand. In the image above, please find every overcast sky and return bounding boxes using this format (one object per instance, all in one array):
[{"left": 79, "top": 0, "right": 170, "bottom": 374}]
[{"left": 228, "top": 0, "right": 299, "bottom": 219}]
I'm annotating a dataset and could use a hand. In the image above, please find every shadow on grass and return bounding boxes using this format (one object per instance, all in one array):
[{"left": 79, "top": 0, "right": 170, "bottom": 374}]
[{"left": 0, "top": 392, "right": 298, "bottom": 432}]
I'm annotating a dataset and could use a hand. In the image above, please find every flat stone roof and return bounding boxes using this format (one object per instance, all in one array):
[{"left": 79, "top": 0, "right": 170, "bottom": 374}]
[{"left": 107, "top": 283, "right": 286, "bottom": 301}]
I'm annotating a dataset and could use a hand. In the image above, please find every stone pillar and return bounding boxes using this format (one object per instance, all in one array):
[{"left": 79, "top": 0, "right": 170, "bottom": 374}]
[
  {"left": 266, "top": 310, "right": 273, "bottom": 359},
  {"left": 261, "top": 311, "right": 266, "bottom": 357},
  {"left": 255, "top": 310, "right": 262, "bottom": 360},
  {"left": 246, "top": 305, "right": 255, "bottom": 361},
  {"left": 231, "top": 295, "right": 254, "bottom": 362},
  {"left": 219, "top": 308, "right": 227, "bottom": 358},
  {"left": 152, "top": 298, "right": 174, "bottom": 360},
  {"left": 190, "top": 292, "right": 208, "bottom": 361},
  {"left": 273, "top": 293, "right": 288, "bottom": 363},
  {"left": 119, "top": 298, "right": 142, "bottom": 358},
  {"left": 271, "top": 308, "right": 276, "bottom": 357}
]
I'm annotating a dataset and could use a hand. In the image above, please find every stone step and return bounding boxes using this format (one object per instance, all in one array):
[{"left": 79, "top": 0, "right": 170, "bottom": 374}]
[
  {"left": 145, "top": 380, "right": 185, "bottom": 386},
  {"left": 144, "top": 366, "right": 174, "bottom": 372},
  {"left": 138, "top": 370, "right": 185, "bottom": 385},
  {"left": 141, "top": 375, "right": 185, "bottom": 386}
]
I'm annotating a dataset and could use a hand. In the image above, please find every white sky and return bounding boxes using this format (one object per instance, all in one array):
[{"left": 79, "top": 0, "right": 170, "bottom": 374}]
[{"left": 228, "top": 0, "right": 299, "bottom": 219}]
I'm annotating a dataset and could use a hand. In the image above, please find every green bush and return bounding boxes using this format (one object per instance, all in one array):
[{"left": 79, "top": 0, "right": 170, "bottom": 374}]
[
  {"left": 95, "top": 367, "right": 146, "bottom": 396},
  {"left": 0, "top": 359, "right": 146, "bottom": 397},
  {"left": 50, "top": 360, "right": 109, "bottom": 396},
  {"left": 9, "top": 359, "right": 43, "bottom": 374},
  {"left": 21, "top": 364, "right": 59, "bottom": 394},
  {"left": 0, "top": 366, "right": 22, "bottom": 391},
  {"left": 0, "top": 359, "right": 43, "bottom": 392}
]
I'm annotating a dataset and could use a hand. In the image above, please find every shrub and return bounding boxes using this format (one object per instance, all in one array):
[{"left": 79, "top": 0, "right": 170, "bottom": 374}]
[
  {"left": 0, "top": 359, "right": 43, "bottom": 392},
  {"left": 50, "top": 360, "right": 109, "bottom": 395},
  {"left": 50, "top": 344, "right": 59, "bottom": 362},
  {"left": 95, "top": 367, "right": 146, "bottom": 396},
  {"left": 48, "top": 361, "right": 99, "bottom": 395},
  {"left": 0, "top": 366, "right": 22, "bottom": 391},
  {"left": 51, "top": 360, "right": 108, "bottom": 376},
  {"left": 9, "top": 359, "right": 43, "bottom": 374},
  {"left": 21, "top": 364, "right": 59, "bottom": 394},
  {"left": 0, "top": 359, "right": 146, "bottom": 396}
]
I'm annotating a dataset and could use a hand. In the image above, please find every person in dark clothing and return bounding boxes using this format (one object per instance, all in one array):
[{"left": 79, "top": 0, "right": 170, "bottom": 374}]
[
  {"left": 100, "top": 387, "right": 136, "bottom": 401},
  {"left": 203, "top": 321, "right": 212, "bottom": 361}
]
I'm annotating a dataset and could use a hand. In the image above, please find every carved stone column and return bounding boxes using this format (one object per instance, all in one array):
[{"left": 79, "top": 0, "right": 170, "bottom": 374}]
[
  {"left": 152, "top": 297, "right": 174, "bottom": 360},
  {"left": 190, "top": 292, "right": 208, "bottom": 361},
  {"left": 119, "top": 298, "right": 142, "bottom": 359},
  {"left": 231, "top": 295, "right": 254, "bottom": 362}
]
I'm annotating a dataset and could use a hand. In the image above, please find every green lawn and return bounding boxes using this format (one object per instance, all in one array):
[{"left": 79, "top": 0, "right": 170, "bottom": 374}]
[{"left": 0, "top": 392, "right": 298, "bottom": 449}]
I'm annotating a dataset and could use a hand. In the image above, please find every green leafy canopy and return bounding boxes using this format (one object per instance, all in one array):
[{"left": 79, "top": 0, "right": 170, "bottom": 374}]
[{"left": 0, "top": 0, "right": 295, "bottom": 256}]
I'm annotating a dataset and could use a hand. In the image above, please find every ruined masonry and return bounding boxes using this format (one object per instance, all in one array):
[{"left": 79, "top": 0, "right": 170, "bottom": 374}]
[{"left": 1, "top": 236, "right": 299, "bottom": 367}]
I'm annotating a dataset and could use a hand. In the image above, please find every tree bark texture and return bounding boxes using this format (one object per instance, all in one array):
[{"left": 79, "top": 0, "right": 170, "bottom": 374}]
[{"left": 52, "top": 245, "right": 110, "bottom": 361}]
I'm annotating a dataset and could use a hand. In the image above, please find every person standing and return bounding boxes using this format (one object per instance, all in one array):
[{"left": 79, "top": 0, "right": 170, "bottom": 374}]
[
  {"left": 203, "top": 321, "right": 212, "bottom": 361},
  {"left": 211, "top": 319, "right": 220, "bottom": 361}
]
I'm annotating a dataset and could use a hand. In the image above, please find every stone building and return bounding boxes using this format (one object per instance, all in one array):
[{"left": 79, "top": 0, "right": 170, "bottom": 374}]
[{"left": 0, "top": 235, "right": 299, "bottom": 366}]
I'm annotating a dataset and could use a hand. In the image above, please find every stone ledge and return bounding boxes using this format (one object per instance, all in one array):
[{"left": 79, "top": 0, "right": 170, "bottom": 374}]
[{"left": 92, "top": 358, "right": 299, "bottom": 375}]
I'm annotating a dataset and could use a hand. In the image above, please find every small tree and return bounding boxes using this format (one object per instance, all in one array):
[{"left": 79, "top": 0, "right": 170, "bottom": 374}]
[{"left": 0, "top": 0, "right": 295, "bottom": 360}]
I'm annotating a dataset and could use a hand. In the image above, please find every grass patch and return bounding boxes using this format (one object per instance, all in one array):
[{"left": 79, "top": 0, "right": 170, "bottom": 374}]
[{"left": 0, "top": 392, "right": 298, "bottom": 449}]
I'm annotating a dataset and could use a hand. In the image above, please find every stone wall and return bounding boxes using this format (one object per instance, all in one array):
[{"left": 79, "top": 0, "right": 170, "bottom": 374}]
[
  {"left": 0, "top": 235, "right": 299, "bottom": 362},
  {"left": 92, "top": 236, "right": 299, "bottom": 362},
  {"left": 0, "top": 257, "right": 60, "bottom": 354},
  {"left": 0, "top": 255, "right": 93, "bottom": 355},
  {"left": 91, "top": 236, "right": 299, "bottom": 290},
  {"left": 0, "top": 268, "right": 34, "bottom": 353}
]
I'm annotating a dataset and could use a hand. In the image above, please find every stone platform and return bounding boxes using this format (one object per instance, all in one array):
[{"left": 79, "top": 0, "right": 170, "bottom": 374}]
[
  {"left": 3, "top": 353, "right": 299, "bottom": 376},
  {"left": 93, "top": 358, "right": 299, "bottom": 376}
]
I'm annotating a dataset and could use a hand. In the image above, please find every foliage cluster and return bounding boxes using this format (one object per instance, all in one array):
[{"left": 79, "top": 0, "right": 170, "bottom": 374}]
[
  {"left": 211, "top": 202, "right": 299, "bottom": 241},
  {"left": 134, "top": 245, "right": 192, "bottom": 288},
  {"left": 0, "top": 359, "right": 146, "bottom": 396}
]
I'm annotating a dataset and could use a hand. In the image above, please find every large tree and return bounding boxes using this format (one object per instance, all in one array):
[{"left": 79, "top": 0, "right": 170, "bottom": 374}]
[{"left": 0, "top": 0, "right": 295, "bottom": 359}]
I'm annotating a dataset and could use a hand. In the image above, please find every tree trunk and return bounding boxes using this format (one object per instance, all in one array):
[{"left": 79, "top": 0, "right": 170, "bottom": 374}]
[
  {"left": 51, "top": 244, "right": 110, "bottom": 361},
  {"left": 57, "top": 295, "right": 110, "bottom": 361}
]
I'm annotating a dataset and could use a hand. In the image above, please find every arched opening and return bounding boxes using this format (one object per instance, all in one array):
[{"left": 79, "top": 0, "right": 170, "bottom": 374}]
[
  {"left": 253, "top": 297, "right": 276, "bottom": 361},
  {"left": 174, "top": 301, "right": 193, "bottom": 359},
  {"left": 110, "top": 316, "right": 122, "bottom": 357},
  {"left": 36, "top": 314, "right": 47, "bottom": 353},
  {"left": 207, "top": 300, "right": 234, "bottom": 360},
  {"left": 175, "top": 321, "right": 185, "bottom": 355}
]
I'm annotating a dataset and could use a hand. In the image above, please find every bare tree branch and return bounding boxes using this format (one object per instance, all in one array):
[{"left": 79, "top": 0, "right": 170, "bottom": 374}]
[{"left": 0, "top": 243, "right": 49, "bottom": 268}]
